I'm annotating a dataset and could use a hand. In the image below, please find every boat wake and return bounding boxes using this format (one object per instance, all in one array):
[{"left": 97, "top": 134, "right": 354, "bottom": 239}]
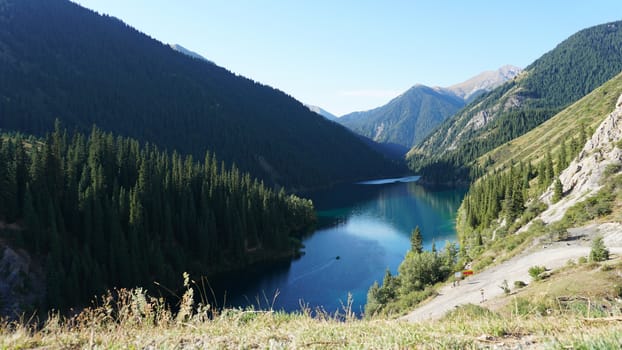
[{"left": 288, "top": 258, "right": 338, "bottom": 285}]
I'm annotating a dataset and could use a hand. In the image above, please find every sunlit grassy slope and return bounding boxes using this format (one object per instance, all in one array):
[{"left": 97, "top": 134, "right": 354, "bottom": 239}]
[{"left": 477, "top": 71, "right": 622, "bottom": 172}]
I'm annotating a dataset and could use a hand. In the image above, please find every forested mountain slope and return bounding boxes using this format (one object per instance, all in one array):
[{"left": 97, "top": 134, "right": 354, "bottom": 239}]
[
  {"left": 338, "top": 85, "right": 464, "bottom": 149},
  {"left": 457, "top": 71, "right": 622, "bottom": 251},
  {"left": 0, "top": 0, "right": 402, "bottom": 190},
  {"left": 408, "top": 21, "right": 622, "bottom": 183}
]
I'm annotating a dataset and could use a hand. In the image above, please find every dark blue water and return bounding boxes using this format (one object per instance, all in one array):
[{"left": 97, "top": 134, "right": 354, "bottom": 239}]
[{"left": 211, "top": 178, "right": 466, "bottom": 315}]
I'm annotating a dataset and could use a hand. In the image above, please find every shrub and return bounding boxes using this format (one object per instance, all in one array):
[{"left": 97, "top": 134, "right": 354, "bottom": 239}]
[
  {"left": 397, "top": 287, "right": 436, "bottom": 310},
  {"left": 590, "top": 236, "right": 609, "bottom": 262},
  {"left": 514, "top": 297, "right": 532, "bottom": 316},
  {"left": 472, "top": 255, "right": 494, "bottom": 271},
  {"left": 562, "top": 188, "right": 614, "bottom": 226},
  {"left": 602, "top": 163, "right": 621, "bottom": 179},
  {"left": 528, "top": 219, "right": 546, "bottom": 235},
  {"left": 514, "top": 280, "right": 527, "bottom": 288},
  {"left": 528, "top": 265, "right": 547, "bottom": 280},
  {"left": 548, "top": 221, "right": 569, "bottom": 241},
  {"left": 398, "top": 251, "right": 445, "bottom": 294}
]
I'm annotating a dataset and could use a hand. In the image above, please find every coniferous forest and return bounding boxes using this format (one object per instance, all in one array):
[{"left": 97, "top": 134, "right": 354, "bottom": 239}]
[
  {"left": 0, "top": 123, "right": 315, "bottom": 310},
  {"left": 459, "top": 122, "right": 595, "bottom": 254}
]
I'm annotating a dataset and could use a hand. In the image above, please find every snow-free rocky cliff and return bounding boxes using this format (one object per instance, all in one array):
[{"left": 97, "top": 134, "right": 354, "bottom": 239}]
[
  {"left": 441, "top": 65, "right": 522, "bottom": 102},
  {"left": 538, "top": 93, "right": 622, "bottom": 223}
]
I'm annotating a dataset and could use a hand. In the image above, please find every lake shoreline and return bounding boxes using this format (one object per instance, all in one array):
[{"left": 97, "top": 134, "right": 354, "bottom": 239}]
[{"left": 211, "top": 179, "right": 466, "bottom": 315}]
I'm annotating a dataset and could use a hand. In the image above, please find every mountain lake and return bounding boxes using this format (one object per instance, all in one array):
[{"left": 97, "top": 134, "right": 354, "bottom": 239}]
[{"left": 210, "top": 177, "right": 466, "bottom": 316}]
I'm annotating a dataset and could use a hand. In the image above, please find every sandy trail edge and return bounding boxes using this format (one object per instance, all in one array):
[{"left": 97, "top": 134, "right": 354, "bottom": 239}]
[{"left": 401, "top": 223, "right": 622, "bottom": 322}]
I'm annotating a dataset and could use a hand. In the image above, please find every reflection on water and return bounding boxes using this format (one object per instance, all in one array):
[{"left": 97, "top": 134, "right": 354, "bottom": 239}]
[
  {"left": 211, "top": 179, "right": 466, "bottom": 315},
  {"left": 356, "top": 175, "right": 421, "bottom": 185}
]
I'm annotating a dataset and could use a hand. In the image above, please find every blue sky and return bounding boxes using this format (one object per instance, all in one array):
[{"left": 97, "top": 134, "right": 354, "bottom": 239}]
[{"left": 74, "top": 1, "right": 622, "bottom": 116}]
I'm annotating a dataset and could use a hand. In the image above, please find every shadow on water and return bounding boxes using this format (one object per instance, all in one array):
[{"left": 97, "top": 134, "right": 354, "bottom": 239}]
[
  {"left": 208, "top": 178, "right": 466, "bottom": 316},
  {"left": 207, "top": 259, "right": 294, "bottom": 310}
]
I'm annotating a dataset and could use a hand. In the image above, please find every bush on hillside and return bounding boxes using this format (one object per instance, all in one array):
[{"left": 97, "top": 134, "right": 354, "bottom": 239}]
[
  {"left": 528, "top": 265, "right": 547, "bottom": 281},
  {"left": 589, "top": 236, "right": 609, "bottom": 262}
]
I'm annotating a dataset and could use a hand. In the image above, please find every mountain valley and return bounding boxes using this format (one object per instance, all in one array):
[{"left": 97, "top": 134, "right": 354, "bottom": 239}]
[
  {"left": 0, "top": 1, "right": 621, "bottom": 348},
  {"left": 336, "top": 65, "right": 521, "bottom": 150}
]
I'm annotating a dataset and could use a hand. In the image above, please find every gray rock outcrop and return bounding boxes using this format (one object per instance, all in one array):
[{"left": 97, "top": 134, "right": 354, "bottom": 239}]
[{"left": 539, "top": 93, "right": 622, "bottom": 223}]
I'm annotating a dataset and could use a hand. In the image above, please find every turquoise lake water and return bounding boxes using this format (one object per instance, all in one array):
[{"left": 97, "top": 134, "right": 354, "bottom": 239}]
[{"left": 212, "top": 178, "right": 466, "bottom": 315}]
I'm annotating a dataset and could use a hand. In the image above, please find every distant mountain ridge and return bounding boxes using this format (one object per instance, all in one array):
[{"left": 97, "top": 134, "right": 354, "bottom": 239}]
[
  {"left": 408, "top": 20, "right": 622, "bottom": 184},
  {"left": 305, "top": 104, "right": 338, "bottom": 121},
  {"left": 338, "top": 86, "right": 464, "bottom": 149},
  {"left": 440, "top": 65, "right": 522, "bottom": 102},
  {"left": 169, "top": 43, "right": 213, "bottom": 63},
  {"left": 337, "top": 66, "right": 520, "bottom": 149}
]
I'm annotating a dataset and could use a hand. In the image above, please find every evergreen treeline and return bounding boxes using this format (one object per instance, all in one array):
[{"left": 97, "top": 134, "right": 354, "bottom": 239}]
[
  {"left": 408, "top": 107, "right": 556, "bottom": 184},
  {"left": 0, "top": 124, "right": 315, "bottom": 310},
  {"left": 0, "top": 0, "right": 403, "bottom": 190},
  {"left": 459, "top": 130, "right": 585, "bottom": 249},
  {"left": 408, "top": 20, "right": 622, "bottom": 184}
]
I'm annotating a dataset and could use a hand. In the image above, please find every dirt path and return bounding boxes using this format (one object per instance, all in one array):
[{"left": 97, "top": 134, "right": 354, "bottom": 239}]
[{"left": 402, "top": 223, "right": 622, "bottom": 322}]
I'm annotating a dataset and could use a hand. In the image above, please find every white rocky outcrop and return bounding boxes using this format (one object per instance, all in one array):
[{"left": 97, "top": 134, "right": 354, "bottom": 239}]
[
  {"left": 374, "top": 122, "right": 385, "bottom": 141},
  {"left": 538, "top": 93, "right": 622, "bottom": 223}
]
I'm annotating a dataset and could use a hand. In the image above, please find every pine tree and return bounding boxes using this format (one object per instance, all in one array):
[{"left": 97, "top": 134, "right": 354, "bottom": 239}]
[
  {"left": 365, "top": 281, "right": 382, "bottom": 315},
  {"left": 590, "top": 236, "right": 609, "bottom": 262},
  {"left": 544, "top": 152, "right": 554, "bottom": 185},
  {"left": 381, "top": 269, "right": 397, "bottom": 301},
  {"left": 475, "top": 232, "right": 483, "bottom": 246},
  {"left": 410, "top": 226, "right": 423, "bottom": 254},
  {"left": 552, "top": 178, "right": 563, "bottom": 203},
  {"left": 570, "top": 137, "right": 580, "bottom": 156}
]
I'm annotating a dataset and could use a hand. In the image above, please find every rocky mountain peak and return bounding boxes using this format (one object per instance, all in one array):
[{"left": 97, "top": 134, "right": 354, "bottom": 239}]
[
  {"left": 442, "top": 65, "right": 522, "bottom": 101},
  {"left": 305, "top": 104, "right": 338, "bottom": 121},
  {"left": 169, "top": 44, "right": 213, "bottom": 64}
]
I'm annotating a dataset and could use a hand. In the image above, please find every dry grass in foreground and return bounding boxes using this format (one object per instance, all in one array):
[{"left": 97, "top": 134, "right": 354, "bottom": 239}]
[
  {"left": 3, "top": 260, "right": 622, "bottom": 349},
  {"left": 1, "top": 284, "right": 621, "bottom": 349}
]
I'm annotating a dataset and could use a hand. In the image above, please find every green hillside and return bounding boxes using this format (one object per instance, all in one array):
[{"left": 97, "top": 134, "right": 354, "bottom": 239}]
[
  {"left": 408, "top": 20, "right": 622, "bottom": 183},
  {"left": 0, "top": 0, "right": 402, "bottom": 190},
  {"left": 458, "top": 71, "right": 622, "bottom": 255},
  {"left": 477, "top": 72, "right": 622, "bottom": 172}
]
